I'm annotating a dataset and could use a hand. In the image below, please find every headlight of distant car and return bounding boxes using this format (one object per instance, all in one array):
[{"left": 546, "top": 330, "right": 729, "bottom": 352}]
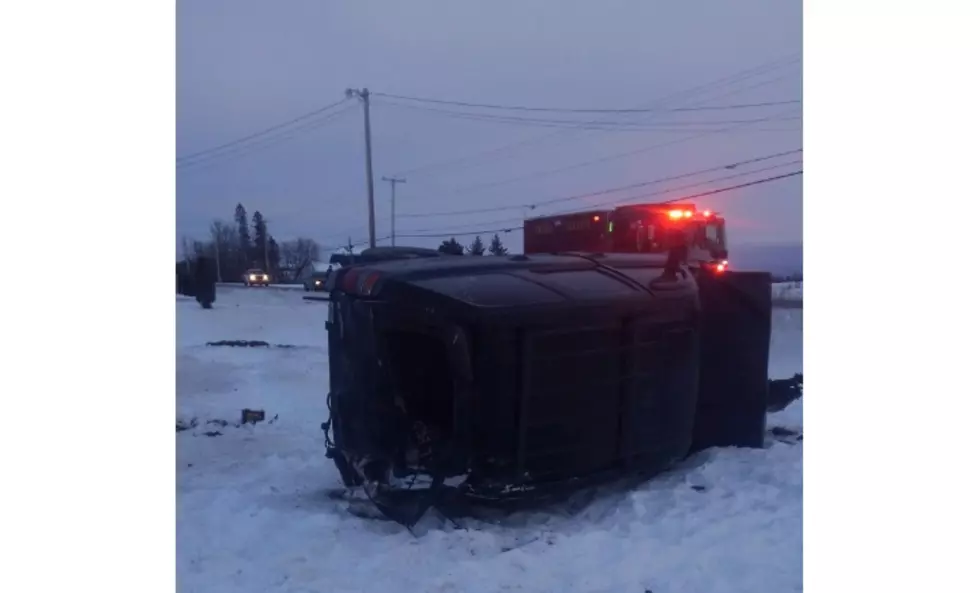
[
  {"left": 314, "top": 280, "right": 322, "bottom": 286},
  {"left": 249, "top": 274, "right": 257, "bottom": 281},
  {"left": 261, "top": 274, "right": 269, "bottom": 281}
]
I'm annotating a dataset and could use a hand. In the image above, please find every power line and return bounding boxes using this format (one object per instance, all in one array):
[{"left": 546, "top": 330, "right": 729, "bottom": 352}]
[
  {"left": 671, "top": 100, "right": 802, "bottom": 112},
  {"left": 398, "top": 148, "right": 802, "bottom": 218},
  {"left": 374, "top": 98, "right": 800, "bottom": 130},
  {"left": 431, "top": 107, "right": 800, "bottom": 198},
  {"left": 386, "top": 55, "right": 800, "bottom": 178},
  {"left": 398, "top": 160, "right": 802, "bottom": 235},
  {"left": 560, "top": 161, "right": 803, "bottom": 212},
  {"left": 325, "top": 148, "right": 802, "bottom": 243},
  {"left": 177, "top": 105, "right": 358, "bottom": 171},
  {"left": 373, "top": 91, "right": 800, "bottom": 114},
  {"left": 176, "top": 97, "right": 350, "bottom": 163},
  {"left": 394, "top": 170, "right": 802, "bottom": 239}
]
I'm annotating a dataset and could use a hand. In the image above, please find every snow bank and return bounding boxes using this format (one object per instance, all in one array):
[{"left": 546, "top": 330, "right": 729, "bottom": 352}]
[{"left": 772, "top": 281, "right": 803, "bottom": 301}]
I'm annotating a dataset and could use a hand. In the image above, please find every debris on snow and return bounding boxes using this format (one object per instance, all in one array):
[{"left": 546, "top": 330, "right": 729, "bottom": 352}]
[{"left": 206, "top": 339, "right": 298, "bottom": 349}]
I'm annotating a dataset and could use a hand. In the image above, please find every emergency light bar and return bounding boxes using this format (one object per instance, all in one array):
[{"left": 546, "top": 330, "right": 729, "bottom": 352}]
[{"left": 667, "top": 209, "right": 695, "bottom": 220}]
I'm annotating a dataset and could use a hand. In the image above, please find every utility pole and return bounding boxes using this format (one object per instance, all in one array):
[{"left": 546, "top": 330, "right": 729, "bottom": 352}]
[
  {"left": 213, "top": 239, "right": 222, "bottom": 282},
  {"left": 381, "top": 176, "right": 406, "bottom": 246},
  {"left": 346, "top": 88, "right": 377, "bottom": 248}
]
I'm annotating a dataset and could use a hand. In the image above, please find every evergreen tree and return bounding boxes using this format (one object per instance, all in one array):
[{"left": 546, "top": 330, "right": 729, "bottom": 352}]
[
  {"left": 437, "top": 237, "right": 465, "bottom": 255},
  {"left": 488, "top": 233, "right": 508, "bottom": 256},
  {"left": 467, "top": 235, "right": 486, "bottom": 256},
  {"left": 234, "top": 204, "right": 250, "bottom": 274},
  {"left": 267, "top": 237, "right": 281, "bottom": 278},
  {"left": 252, "top": 211, "right": 269, "bottom": 269}
]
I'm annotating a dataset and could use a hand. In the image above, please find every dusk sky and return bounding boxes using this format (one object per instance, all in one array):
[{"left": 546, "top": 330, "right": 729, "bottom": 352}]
[{"left": 177, "top": 0, "right": 801, "bottom": 256}]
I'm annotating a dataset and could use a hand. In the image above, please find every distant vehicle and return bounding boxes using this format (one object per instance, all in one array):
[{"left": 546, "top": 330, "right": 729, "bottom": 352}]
[
  {"left": 243, "top": 268, "right": 270, "bottom": 287},
  {"left": 304, "top": 269, "right": 331, "bottom": 292}
]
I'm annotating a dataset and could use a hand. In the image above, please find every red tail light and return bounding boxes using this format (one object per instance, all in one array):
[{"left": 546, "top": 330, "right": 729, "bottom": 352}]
[
  {"left": 339, "top": 269, "right": 384, "bottom": 296},
  {"left": 360, "top": 271, "right": 382, "bottom": 295}
]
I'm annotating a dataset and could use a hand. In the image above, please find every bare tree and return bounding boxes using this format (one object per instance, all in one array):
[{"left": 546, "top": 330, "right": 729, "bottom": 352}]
[
  {"left": 209, "top": 220, "right": 237, "bottom": 282},
  {"left": 180, "top": 236, "right": 193, "bottom": 273},
  {"left": 280, "top": 238, "right": 321, "bottom": 279}
]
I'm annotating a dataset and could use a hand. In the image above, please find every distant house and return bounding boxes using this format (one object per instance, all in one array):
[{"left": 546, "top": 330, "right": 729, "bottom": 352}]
[{"left": 328, "top": 254, "right": 357, "bottom": 267}]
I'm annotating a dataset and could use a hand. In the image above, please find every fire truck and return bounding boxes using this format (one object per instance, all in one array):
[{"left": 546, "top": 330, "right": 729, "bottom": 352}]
[{"left": 523, "top": 203, "right": 729, "bottom": 272}]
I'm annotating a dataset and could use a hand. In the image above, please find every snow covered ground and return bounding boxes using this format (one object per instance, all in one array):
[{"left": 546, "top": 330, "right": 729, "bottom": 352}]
[
  {"left": 772, "top": 281, "right": 803, "bottom": 302},
  {"left": 177, "top": 287, "right": 803, "bottom": 593}
]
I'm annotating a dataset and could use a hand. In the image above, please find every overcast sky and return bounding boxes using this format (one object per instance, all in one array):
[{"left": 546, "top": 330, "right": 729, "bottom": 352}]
[{"left": 177, "top": 0, "right": 801, "bottom": 255}]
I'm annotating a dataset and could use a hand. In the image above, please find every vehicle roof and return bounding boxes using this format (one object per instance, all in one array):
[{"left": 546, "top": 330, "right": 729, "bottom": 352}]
[
  {"left": 357, "top": 252, "right": 673, "bottom": 278},
  {"left": 353, "top": 252, "right": 687, "bottom": 309},
  {"left": 525, "top": 209, "right": 612, "bottom": 222}
]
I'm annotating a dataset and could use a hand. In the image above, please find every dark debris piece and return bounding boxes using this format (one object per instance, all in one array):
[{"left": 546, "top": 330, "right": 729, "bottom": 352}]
[
  {"left": 768, "top": 425, "right": 803, "bottom": 445},
  {"left": 241, "top": 409, "right": 266, "bottom": 424},
  {"left": 205, "top": 340, "right": 298, "bottom": 349},
  {"left": 769, "top": 426, "right": 799, "bottom": 438},
  {"left": 176, "top": 419, "right": 198, "bottom": 432},
  {"left": 177, "top": 411, "right": 278, "bottom": 436},
  {"left": 767, "top": 373, "right": 803, "bottom": 412}
]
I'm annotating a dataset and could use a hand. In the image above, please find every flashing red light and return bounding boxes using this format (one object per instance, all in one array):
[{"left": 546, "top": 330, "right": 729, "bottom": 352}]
[
  {"left": 593, "top": 215, "right": 601, "bottom": 222},
  {"left": 702, "top": 210, "right": 713, "bottom": 217},
  {"left": 715, "top": 263, "right": 726, "bottom": 273},
  {"left": 668, "top": 209, "right": 684, "bottom": 220},
  {"left": 683, "top": 210, "right": 693, "bottom": 218}
]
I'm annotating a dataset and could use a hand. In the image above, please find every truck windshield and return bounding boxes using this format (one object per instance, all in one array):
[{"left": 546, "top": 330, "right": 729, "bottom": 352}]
[{"left": 703, "top": 220, "right": 725, "bottom": 251}]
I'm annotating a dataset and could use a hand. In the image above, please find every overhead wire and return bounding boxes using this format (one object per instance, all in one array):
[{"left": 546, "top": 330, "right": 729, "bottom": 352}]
[
  {"left": 373, "top": 99, "right": 801, "bottom": 131},
  {"left": 324, "top": 158, "right": 802, "bottom": 246},
  {"left": 177, "top": 104, "right": 358, "bottom": 171},
  {"left": 391, "top": 170, "right": 802, "bottom": 240},
  {"left": 372, "top": 91, "right": 800, "bottom": 114},
  {"left": 396, "top": 147, "right": 802, "bottom": 219},
  {"left": 385, "top": 54, "right": 800, "bottom": 178},
  {"left": 177, "top": 97, "right": 351, "bottom": 163},
  {"left": 427, "top": 106, "right": 800, "bottom": 198},
  {"left": 396, "top": 159, "right": 802, "bottom": 235}
]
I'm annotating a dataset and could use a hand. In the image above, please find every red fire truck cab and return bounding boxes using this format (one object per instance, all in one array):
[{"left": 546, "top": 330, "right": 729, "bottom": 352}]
[{"left": 523, "top": 203, "right": 729, "bottom": 272}]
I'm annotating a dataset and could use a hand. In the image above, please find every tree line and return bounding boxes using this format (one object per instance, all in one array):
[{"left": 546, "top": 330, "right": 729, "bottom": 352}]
[
  {"left": 180, "top": 203, "right": 321, "bottom": 283},
  {"left": 180, "top": 210, "right": 514, "bottom": 283},
  {"left": 436, "top": 233, "right": 509, "bottom": 256}
]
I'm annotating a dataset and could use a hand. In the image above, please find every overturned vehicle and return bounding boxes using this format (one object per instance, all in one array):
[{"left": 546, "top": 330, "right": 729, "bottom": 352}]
[{"left": 321, "top": 247, "right": 792, "bottom": 525}]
